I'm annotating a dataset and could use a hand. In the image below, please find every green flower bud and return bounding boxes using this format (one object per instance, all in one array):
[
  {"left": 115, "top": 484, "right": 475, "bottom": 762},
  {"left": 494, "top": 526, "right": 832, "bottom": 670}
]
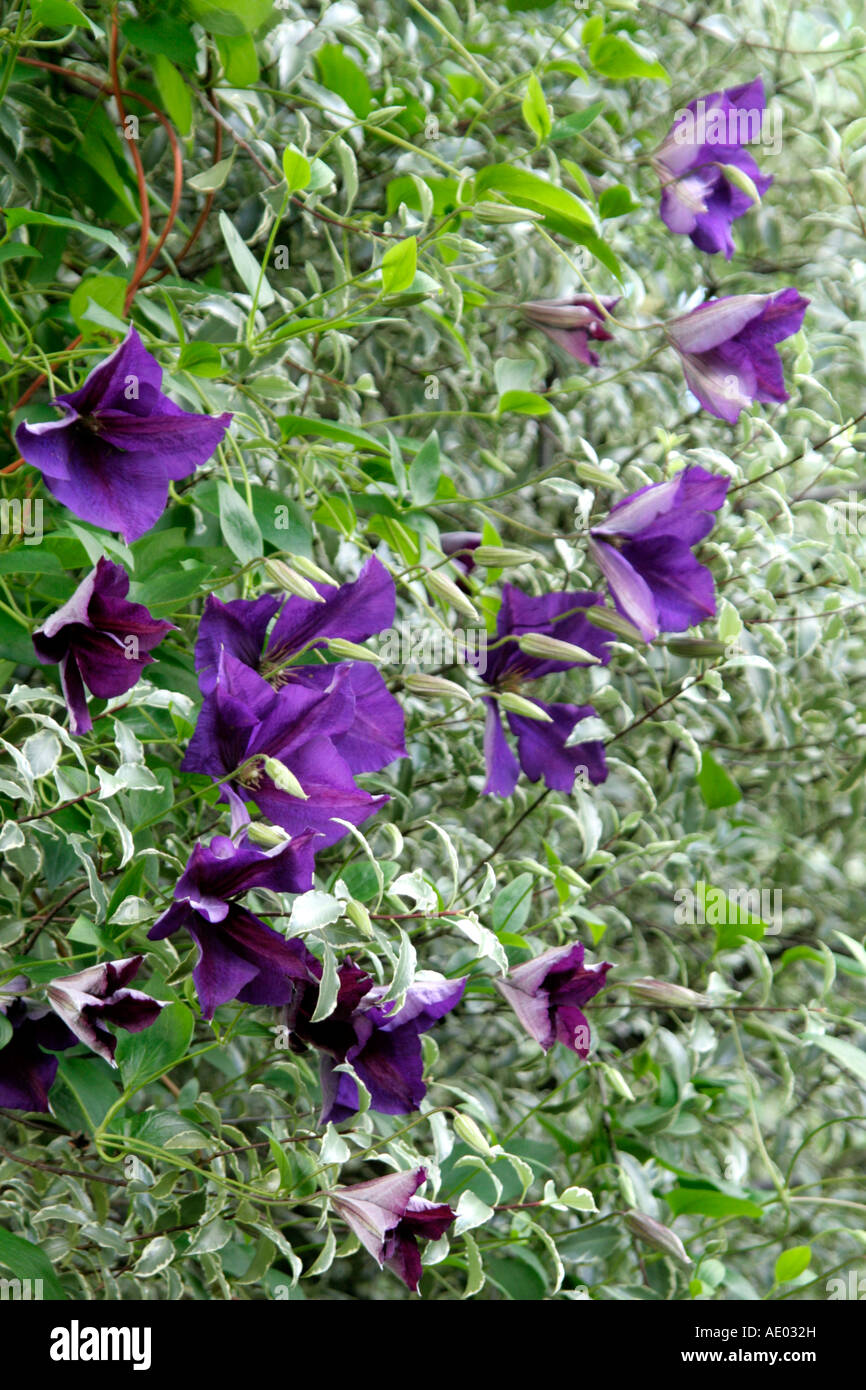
[
  {"left": 246, "top": 822, "right": 290, "bottom": 848},
  {"left": 343, "top": 899, "right": 373, "bottom": 937},
  {"left": 472, "top": 545, "right": 537, "bottom": 567},
  {"left": 263, "top": 757, "right": 308, "bottom": 799},
  {"left": 517, "top": 632, "right": 602, "bottom": 664},
  {"left": 264, "top": 559, "right": 326, "bottom": 603},
  {"left": 624, "top": 1210, "right": 692, "bottom": 1267},
  {"left": 628, "top": 977, "right": 711, "bottom": 1008},
  {"left": 584, "top": 606, "right": 645, "bottom": 644},
  {"left": 290, "top": 554, "right": 339, "bottom": 587},
  {"left": 424, "top": 569, "right": 480, "bottom": 621},
  {"left": 495, "top": 692, "right": 554, "bottom": 722},
  {"left": 405, "top": 674, "right": 474, "bottom": 705},
  {"left": 326, "top": 638, "right": 383, "bottom": 663}
]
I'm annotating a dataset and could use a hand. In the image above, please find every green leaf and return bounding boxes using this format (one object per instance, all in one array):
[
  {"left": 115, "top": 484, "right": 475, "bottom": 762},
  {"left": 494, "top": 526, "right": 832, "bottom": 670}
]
[
  {"left": 381, "top": 237, "right": 418, "bottom": 295},
  {"left": 122, "top": 16, "right": 199, "bottom": 67},
  {"left": 218, "top": 481, "right": 264, "bottom": 566},
  {"left": 0, "top": 1227, "right": 67, "bottom": 1300},
  {"left": 589, "top": 34, "right": 669, "bottom": 83},
  {"left": 774, "top": 1246, "right": 811, "bottom": 1284},
  {"left": 215, "top": 33, "right": 260, "bottom": 87},
  {"left": 178, "top": 341, "right": 223, "bottom": 377},
  {"left": 187, "top": 0, "right": 273, "bottom": 36},
  {"left": 69, "top": 274, "right": 127, "bottom": 335},
  {"left": 282, "top": 147, "right": 312, "bottom": 194},
  {"left": 218, "top": 210, "right": 275, "bottom": 306},
  {"left": 696, "top": 751, "right": 742, "bottom": 809},
  {"left": 116, "top": 1002, "right": 195, "bottom": 1091},
  {"left": 521, "top": 73, "right": 552, "bottom": 144},
  {"left": 315, "top": 44, "right": 373, "bottom": 119},
  {"left": 497, "top": 389, "right": 550, "bottom": 416},
  {"left": 476, "top": 165, "right": 593, "bottom": 237},
  {"left": 806, "top": 1032, "right": 866, "bottom": 1086},
  {"left": 3, "top": 209, "right": 132, "bottom": 266},
  {"left": 550, "top": 102, "right": 605, "bottom": 140},
  {"left": 598, "top": 184, "right": 639, "bottom": 218},
  {"left": 492, "top": 873, "right": 534, "bottom": 933},
  {"left": 50, "top": 1056, "right": 120, "bottom": 1134},
  {"left": 152, "top": 55, "right": 193, "bottom": 136},
  {"left": 408, "top": 430, "right": 441, "bottom": 505},
  {"left": 32, "top": 0, "right": 87, "bottom": 27},
  {"left": 665, "top": 1187, "right": 764, "bottom": 1220},
  {"left": 277, "top": 414, "right": 388, "bottom": 455}
]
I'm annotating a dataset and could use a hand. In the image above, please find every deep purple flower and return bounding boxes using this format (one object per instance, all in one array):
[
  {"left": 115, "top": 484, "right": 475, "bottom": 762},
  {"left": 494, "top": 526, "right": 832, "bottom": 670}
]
[
  {"left": 654, "top": 78, "right": 773, "bottom": 259},
  {"left": 0, "top": 978, "right": 75, "bottom": 1113},
  {"left": 439, "top": 531, "right": 482, "bottom": 579},
  {"left": 480, "top": 584, "right": 611, "bottom": 797},
  {"left": 665, "top": 290, "right": 808, "bottom": 423},
  {"left": 32, "top": 556, "right": 175, "bottom": 735},
  {"left": 182, "top": 648, "right": 391, "bottom": 848},
  {"left": 330, "top": 1167, "right": 456, "bottom": 1293},
  {"left": 45, "top": 956, "right": 165, "bottom": 1065},
  {"left": 194, "top": 556, "right": 406, "bottom": 775},
  {"left": 149, "top": 810, "right": 318, "bottom": 1019},
  {"left": 15, "top": 327, "right": 231, "bottom": 543},
  {"left": 588, "top": 466, "right": 730, "bottom": 642},
  {"left": 285, "top": 962, "right": 466, "bottom": 1123},
  {"left": 495, "top": 942, "right": 611, "bottom": 1055},
  {"left": 521, "top": 295, "right": 619, "bottom": 366}
]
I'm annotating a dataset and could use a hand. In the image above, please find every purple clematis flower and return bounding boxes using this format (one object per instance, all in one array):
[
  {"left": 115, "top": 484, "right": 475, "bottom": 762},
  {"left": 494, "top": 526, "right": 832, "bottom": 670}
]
[
  {"left": 45, "top": 956, "right": 165, "bottom": 1066},
  {"left": 0, "top": 978, "right": 75, "bottom": 1113},
  {"left": 440, "top": 531, "right": 482, "bottom": 580},
  {"left": 149, "top": 806, "right": 318, "bottom": 1020},
  {"left": 15, "top": 327, "right": 232, "bottom": 542},
  {"left": 588, "top": 466, "right": 730, "bottom": 642},
  {"left": 182, "top": 648, "right": 392, "bottom": 848},
  {"left": 521, "top": 295, "right": 619, "bottom": 366},
  {"left": 480, "top": 584, "right": 611, "bottom": 797},
  {"left": 495, "top": 942, "right": 611, "bottom": 1055},
  {"left": 32, "top": 556, "right": 175, "bottom": 735},
  {"left": 194, "top": 556, "right": 406, "bottom": 775},
  {"left": 654, "top": 78, "right": 773, "bottom": 259},
  {"left": 665, "top": 289, "right": 808, "bottom": 423},
  {"left": 330, "top": 1167, "right": 456, "bottom": 1293},
  {"left": 285, "top": 963, "right": 466, "bottom": 1123}
]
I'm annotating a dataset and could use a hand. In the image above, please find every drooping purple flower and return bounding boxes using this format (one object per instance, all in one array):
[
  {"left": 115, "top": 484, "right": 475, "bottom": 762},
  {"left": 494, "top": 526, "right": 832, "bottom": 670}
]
[
  {"left": 181, "top": 649, "right": 392, "bottom": 848},
  {"left": 588, "top": 466, "right": 730, "bottom": 642},
  {"left": 32, "top": 556, "right": 175, "bottom": 735},
  {"left": 654, "top": 78, "right": 773, "bottom": 259},
  {"left": 330, "top": 1167, "right": 456, "bottom": 1293},
  {"left": 149, "top": 808, "right": 318, "bottom": 1020},
  {"left": 495, "top": 942, "right": 611, "bottom": 1055},
  {"left": 285, "top": 963, "right": 466, "bottom": 1123},
  {"left": 0, "top": 978, "right": 75, "bottom": 1113},
  {"left": 15, "top": 327, "right": 232, "bottom": 542},
  {"left": 521, "top": 295, "right": 619, "bottom": 366},
  {"left": 45, "top": 956, "right": 165, "bottom": 1066},
  {"left": 194, "top": 556, "right": 406, "bottom": 774},
  {"left": 479, "top": 584, "right": 611, "bottom": 797},
  {"left": 665, "top": 289, "right": 808, "bottom": 423}
]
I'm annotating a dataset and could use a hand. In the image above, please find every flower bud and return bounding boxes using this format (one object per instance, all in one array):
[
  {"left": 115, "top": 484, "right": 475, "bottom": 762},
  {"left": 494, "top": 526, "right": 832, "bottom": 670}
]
[
  {"left": 405, "top": 674, "right": 474, "bottom": 705},
  {"left": 263, "top": 757, "right": 308, "bottom": 799},
  {"left": 583, "top": 606, "right": 645, "bottom": 644},
  {"left": 629, "top": 977, "right": 711, "bottom": 1008},
  {"left": 290, "top": 555, "right": 339, "bottom": 587},
  {"left": 472, "top": 545, "right": 537, "bottom": 567},
  {"left": 495, "top": 692, "right": 553, "bottom": 722},
  {"left": 326, "top": 638, "right": 383, "bottom": 664},
  {"left": 664, "top": 638, "right": 729, "bottom": 658},
  {"left": 453, "top": 1112, "right": 496, "bottom": 1157},
  {"left": 573, "top": 461, "right": 624, "bottom": 490},
  {"left": 624, "top": 1210, "right": 692, "bottom": 1267},
  {"left": 424, "top": 569, "right": 480, "bottom": 621},
  {"left": 343, "top": 899, "right": 373, "bottom": 937},
  {"left": 475, "top": 201, "right": 544, "bottom": 224},
  {"left": 517, "top": 633, "right": 602, "bottom": 665},
  {"left": 246, "top": 822, "right": 291, "bottom": 848},
  {"left": 264, "top": 559, "right": 326, "bottom": 603}
]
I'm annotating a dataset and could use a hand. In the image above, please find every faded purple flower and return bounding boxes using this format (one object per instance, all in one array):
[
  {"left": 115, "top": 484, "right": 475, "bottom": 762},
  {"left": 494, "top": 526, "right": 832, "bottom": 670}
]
[
  {"left": 15, "top": 327, "right": 232, "bottom": 542},
  {"left": 521, "top": 295, "right": 619, "bottom": 366},
  {"left": 45, "top": 956, "right": 165, "bottom": 1066},
  {"left": 654, "top": 78, "right": 773, "bottom": 259},
  {"left": 32, "top": 556, "right": 175, "bottom": 735},
  {"left": 0, "top": 978, "right": 75, "bottom": 1113},
  {"left": 182, "top": 649, "right": 391, "bottom": 848},
  {"left": 330, "top": 1167, "right": 456, "bottom": 1293},
  {"left": 588, "top": 466, "right": 730, "bottom": 642},
  {"left": 480, "top": 584, "right": 611, "bottom": 797},
  {"left": 285, "top": 963, "right": 466, "bottom": 1123},
  {"left": 665, "top": 289, "right": 808, "bottom": 423},
  {"left": 194, "top": 556, "right": 406, "bottom": 775},
  {"left": 149, "top": 807, "right": 318, "bottom": 1020},
  {"left": 495, "top": 942, "right": 611, "bottom": 1055}
]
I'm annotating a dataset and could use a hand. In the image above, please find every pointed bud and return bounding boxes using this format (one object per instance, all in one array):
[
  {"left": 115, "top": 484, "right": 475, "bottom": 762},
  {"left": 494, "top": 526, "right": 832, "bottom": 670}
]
[
  {"left": 472, "top": 545, "right": 537, "bottom": 567},
  {"left": 719, "top": 162, "right": 761, "bottom": 205},
  {"left": 290, "top": 555, "right": 339, "bottom": 587},
  {"left": 405, "top": 674, "right": 474, "bottom": 705},
  {"left": 517, "top": 633, "right": 602, "bottom": 664},
  {"left": 583, "top": 606, "right": 645, "bottom": 644},
  {"left": 453, "top": 1113, "right": 497, "bottom": 1157},
  {"left": 424, "top": 569, "right": 480, "bottom": 621},
  {"left": 573, "top": 461, "right": 624, "bottom": 491},
  {"left": 495, "top": 692, "right": 553, "bottom": 722},
  {"left": 343, "top": 900, "right": 373, "bottom": 937},
  {"left": 326, "top": 638, "right": 383, "bottom": 664},
  {"left": 264, "top": 559, "right": 326, "bottom": 603},
  {"left": 263, "top": 757, "right": 308, "bottom": 799},
  {"left": 664, "top": 638, "right": 729, "bottom": 658},
  {"left": 474, "top": 201, "right": 544, "bottom": 224},
  {"left": 628, "top": 977, "right": 711, "bottom": 1008},
  {"left": 624, "top": 1210, "right": 692, "bottom": 1267},
  {"left": 246, "top": 822, "right": 291, "bottom": 848}
]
